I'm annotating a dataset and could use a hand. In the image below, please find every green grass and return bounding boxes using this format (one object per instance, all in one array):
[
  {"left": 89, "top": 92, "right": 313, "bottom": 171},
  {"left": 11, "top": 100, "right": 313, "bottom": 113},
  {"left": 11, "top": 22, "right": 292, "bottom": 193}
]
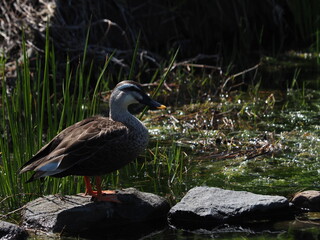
[
  {"left": 316, "top": 30, "right": 320, "bottom": 65},
  {"left": 0, "top": 32, "right": 112, "bottom": 215}
]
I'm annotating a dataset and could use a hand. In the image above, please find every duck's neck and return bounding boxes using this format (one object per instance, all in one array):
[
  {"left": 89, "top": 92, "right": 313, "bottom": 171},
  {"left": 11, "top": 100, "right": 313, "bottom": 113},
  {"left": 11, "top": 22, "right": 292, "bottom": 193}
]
[{"left": 110, "top": 108, "right": 147, "bottom": 132}]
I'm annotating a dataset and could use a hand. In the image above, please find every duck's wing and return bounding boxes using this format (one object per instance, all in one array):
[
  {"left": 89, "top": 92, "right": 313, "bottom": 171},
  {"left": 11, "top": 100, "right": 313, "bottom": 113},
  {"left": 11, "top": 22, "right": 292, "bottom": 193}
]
[
  {"left": 19, "top": 117, "right": 128, "bottom": 181},
  {"left": 19, "top": 117, "right": 96, "bottom": 173}
]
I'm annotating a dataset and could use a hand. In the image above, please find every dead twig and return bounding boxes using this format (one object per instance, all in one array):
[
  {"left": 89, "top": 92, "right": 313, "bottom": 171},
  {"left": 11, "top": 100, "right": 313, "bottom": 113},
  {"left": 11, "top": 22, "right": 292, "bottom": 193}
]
[
  {"left": 0, "top": 206, "right": 26, "bottom": 219},
  {"left": 221, "top": 63, "right": 261, "bottom": 91}
]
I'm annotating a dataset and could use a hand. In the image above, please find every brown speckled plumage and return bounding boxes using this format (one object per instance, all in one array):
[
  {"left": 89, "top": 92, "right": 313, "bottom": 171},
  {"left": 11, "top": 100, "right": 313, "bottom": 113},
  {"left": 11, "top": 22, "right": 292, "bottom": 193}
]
[{"left": 20, "top": 80, "right": 165, "bottom": 183}]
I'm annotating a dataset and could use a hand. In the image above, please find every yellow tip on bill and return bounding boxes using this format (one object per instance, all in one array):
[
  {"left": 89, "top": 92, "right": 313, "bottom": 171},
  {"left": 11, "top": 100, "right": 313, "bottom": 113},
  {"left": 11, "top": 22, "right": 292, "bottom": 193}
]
[{"left": 157, "top": 105, "right": 166, "bottom": 110}]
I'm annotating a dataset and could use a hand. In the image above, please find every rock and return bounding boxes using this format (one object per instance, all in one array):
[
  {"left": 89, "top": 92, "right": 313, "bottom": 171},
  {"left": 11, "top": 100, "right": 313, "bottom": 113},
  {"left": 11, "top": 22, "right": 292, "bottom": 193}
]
[
  {"left": 168, "top": 187, "right": 293, "bottom": 229},
  {"left": 0, "top": 220, "right": 28, "bottom": 240},
  {"left": 292, "top": 190, "right": 320, "bottom": 211},
  {"left": 22, "top": 188, "right": 170, "bottom": 238}
]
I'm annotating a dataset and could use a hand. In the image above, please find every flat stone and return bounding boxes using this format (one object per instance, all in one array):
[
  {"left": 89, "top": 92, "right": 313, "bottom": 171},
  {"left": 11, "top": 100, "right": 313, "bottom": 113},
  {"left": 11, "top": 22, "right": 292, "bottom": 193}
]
[
  {"left": 0, "top": 220, "right": 28, "bottom": 240},
  {"left": 22, "top": 188, "right": 170, "bottom": 237},
  {"left": 168, "top": 187, "right": 293, "bottom": 229},
  {"left": 292, "top": 190, "right": 320, "bottom": 211}
]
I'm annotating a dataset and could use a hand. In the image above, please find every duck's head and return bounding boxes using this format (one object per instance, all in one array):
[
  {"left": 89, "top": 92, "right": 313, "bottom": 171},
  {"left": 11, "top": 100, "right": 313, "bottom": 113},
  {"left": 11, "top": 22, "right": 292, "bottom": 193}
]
[{"left": 110, "top": 80, "right": 166, "bottom": 112}]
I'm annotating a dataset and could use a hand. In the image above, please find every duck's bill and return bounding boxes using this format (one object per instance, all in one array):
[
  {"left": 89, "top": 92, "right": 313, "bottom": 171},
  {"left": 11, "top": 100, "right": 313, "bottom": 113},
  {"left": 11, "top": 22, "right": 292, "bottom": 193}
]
[
  {"left": 140, "top": 94, "right": 166, "bottom": 110},
  {"left": 146, "top": 99, "right": 166, "bottom": 110},
  {"left": 156, "top": 105, "right": 166, "bottom": 110}
]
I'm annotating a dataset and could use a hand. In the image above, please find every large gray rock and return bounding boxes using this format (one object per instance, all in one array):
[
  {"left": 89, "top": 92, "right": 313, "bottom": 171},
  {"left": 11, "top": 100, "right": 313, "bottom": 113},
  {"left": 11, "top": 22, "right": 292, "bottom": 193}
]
[
  {"left": 0, "top": 220, "right": 28, "bottom": 240},
  {"left": 168, "top": 187, "right": 293, "bottom": 229},
  {"left": 22, "top": 188, "right": 170, "bottom": 238}
]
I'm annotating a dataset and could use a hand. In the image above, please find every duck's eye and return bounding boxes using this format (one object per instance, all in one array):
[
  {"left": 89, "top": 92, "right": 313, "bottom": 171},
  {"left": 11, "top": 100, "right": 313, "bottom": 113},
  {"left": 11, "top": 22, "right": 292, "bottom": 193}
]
[{"left": 131, "top": 91, "right": 143, "bottom": 102}]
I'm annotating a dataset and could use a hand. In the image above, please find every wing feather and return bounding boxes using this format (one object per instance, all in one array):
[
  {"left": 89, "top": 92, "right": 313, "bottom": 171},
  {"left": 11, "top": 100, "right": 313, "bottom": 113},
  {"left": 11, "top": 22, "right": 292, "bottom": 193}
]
[{"left": 20, "top": 116, "right": 128, "bottom": 180}]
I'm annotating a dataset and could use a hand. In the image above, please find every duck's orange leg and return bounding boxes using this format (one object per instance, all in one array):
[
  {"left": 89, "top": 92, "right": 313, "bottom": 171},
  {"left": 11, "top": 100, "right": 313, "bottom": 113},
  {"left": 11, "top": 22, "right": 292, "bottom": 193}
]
[
  {"left": 84, "top": 176, "right": 94, "bottom": 195},
  {"left": 83, "top": 176, "right": 120, "bottom": 203},
  {"left": 95, "top": 176, "right": 117, "bottom": 195}
]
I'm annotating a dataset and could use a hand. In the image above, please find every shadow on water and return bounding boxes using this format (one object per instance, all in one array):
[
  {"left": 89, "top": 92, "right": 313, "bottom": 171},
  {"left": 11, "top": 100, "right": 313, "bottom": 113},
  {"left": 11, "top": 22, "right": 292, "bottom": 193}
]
[
  {"left": 71, "top": 220, "right": 168, "bottom": 240},
  {"left": 63, "top": 220, "right": 320, "bottom": 240}
]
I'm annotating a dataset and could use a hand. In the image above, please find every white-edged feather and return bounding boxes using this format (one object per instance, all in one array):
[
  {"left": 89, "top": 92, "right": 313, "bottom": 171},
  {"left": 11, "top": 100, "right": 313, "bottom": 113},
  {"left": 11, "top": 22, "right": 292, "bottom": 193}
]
[{"left": 36, "top": 160, "right": 61, "bottom": 172}]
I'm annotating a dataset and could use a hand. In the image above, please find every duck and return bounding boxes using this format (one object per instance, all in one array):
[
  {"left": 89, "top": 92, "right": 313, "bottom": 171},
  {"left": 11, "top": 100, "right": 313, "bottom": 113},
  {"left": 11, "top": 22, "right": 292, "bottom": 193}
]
[{"left": 19, "top": 80, "right": 166, "bottom": 202}]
